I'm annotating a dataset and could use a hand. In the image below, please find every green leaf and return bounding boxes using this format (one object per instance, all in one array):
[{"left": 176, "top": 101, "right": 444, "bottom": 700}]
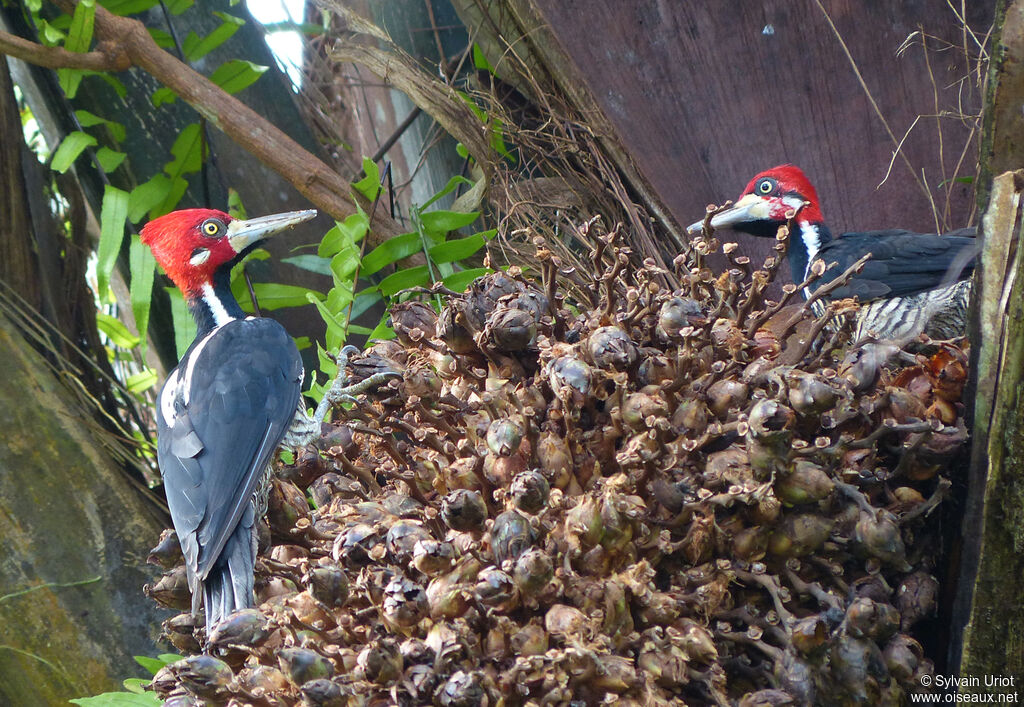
[
  {"left": 129, "top": 234, "right": 156, "bottom": 356},
  {"left": 100, "top": 0, "right": 160, "bottom": 15},
  {"left": 317, "top": 212, "right": 368, "bottom": 258},
  {"left": 165, "top": 0, "right": 193, "bottom": 13},
  {"left": 150, "top": 87, "right": 176, "bottom": 107},
  {"left": 97, "top": 185, "right": 129, "bottom": 298},
  {"left": 367, "top": 314, "right": 396, "bottom": 341},
  {"left": 163, "top": 123, "right": 202, "bottom": 178},
  {"left": 420, "top": 209, "right": 479, "bottom": 235},
  {"left": 209, "top": 59, "right": 267, "bottom": 94},
  {"left": 125, "top": 369, "right": 158, "bottom": 393},
  {"left": 147, "top": 27, "right": 175, "bottom": 49},
  {"left": 166, "top": 288, "right": 196, "bottom": 360},
  {"left": 361, "top": 232, "right": 422, "bottom": 277},
  {"left": 280, "top": 448, "right": 295, "bottom": 465},
  {"left": 472, "top": 43, "right": 494, "bottom": 72},
  {"left": 152, "top": 178, "right": 189, "bottom": 219},
  {"left": 75, "top": 109, "right": 126, "bottom": 141},
  {"left": 261, "top": 21, "right": 327, "bottom": 35},
  {"left": 442, "top": 267, "right": 491, "bottom": 293},
  {"left": 352, "top": 157, "right": 380, "bottom": 200},
  {"left": 293, "top": 336, "right": 311, "bottom": 351},
  {"left": 330, "top": 246, "right": 360, "bottom": 284},
  {"left": 121, "top": 677, "right": 149, "bottom": 694},
  {"left": 51, "top": 131, "right": 96, "bottom": 173},
  {"left": 420, "top": 174, "right": 473, "bottom": 210},
  {"left": 428, "top": 230, "right": 493, "bottom": 264},
  {"left": 282, "top": 254, "right": 332, "bottom": 276},
  {"left": 156, "top": 654, "right": 183, "bottom": 665},
  {"left": 128, "top": 176, "right": 172, "bottom": 224},
  {"left": 91, "top": 71, "right": 128, "bottom": 98},
  {"left": 38, "top": 19, "right": 65, "bottom": 46},
  {"left": 308, "top": 294, "right": 347, "bottom": 350},
  {"left": 96, "top": 312, "right": 140, "bottom": 349},
  {"left": 70, "top": 692, "right": 161, "bottom": 706},
  {"left": 227, "top": 188, "right": 247, "bottom": 219},
  {"left": 60, "top": 0, "right": 95, "bottom": 97},
  {"left": 236, "top": 283, "right": 323, "bottom": 312},
  {"left": 96, "top": 147, "right": 126, "bottom": 172},
  {"left": 182, "top": 12, "right": 244, "bottom": 62},
  {"left": 133, "top": 655, "right": 166, "bottom": 676},
  {"left": 378, "top": 265, "right": 430, "bottom": 296}
]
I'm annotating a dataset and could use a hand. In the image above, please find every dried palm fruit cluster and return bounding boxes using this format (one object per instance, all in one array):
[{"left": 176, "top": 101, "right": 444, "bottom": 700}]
[{"left": 146, "top": 223, "right": 968, "bottom": 706}]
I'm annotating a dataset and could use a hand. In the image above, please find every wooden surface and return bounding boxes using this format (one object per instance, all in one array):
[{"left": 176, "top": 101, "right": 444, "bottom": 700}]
[{"left": 529, "top": 0, "right": 993, "bottom": 267}]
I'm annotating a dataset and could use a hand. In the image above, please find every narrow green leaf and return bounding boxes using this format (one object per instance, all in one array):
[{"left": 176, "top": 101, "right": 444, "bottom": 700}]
[
  {"left": 166, "top": 288, "right": 196, "bottom": 360},
  {"left": 182, "top": 12, "right": 244, "bottom": 62},
  {"left": 442, "top": 267, "right": 491, "bottom": 293},
  {"left": 97, "top": 185, "right": 129, "bottom": 298},
  {"left": 92, "top": 71, "right": 128, "bottom": 98},
  {"left": 147, "top": 27, "right": 175, "bottom": 49},
  {"left": 96, "top": 311, "right": 140, "bottom": 349},
  {"left": 74, "top": 109, "right": 126, "bottom": 141},
  {"left": 51, "top": 131, "right": 96, "bottom": 173},
  {"left": 128, "top": 176, "right": 172, "bottom": 223},
  {"left": 156, "top": 654, "right": 183, "bottom": 665},
  {"left": 70, "top": 692, "right": 161, "bottom": 706},
  {"left": 163, "top": 123, "right": 202, "bottom": 178},
  {"left": 330, "top": 246, "right": 360, "bottom": 284},
  {"left": 361, "top": 232, "right": 422, "bottom": 277},
  {"left": 293, "top": 336, "right": 311, "bottom": 352},
  {"left": 209, "top": 59, "right": 267, "bottom": 94},
  {"left": 129, "top": 234, "right": 156, "bottom": 356},
  {"left": 152, "top": 177, "right": 189, "bottom": 218},
  {"left": 101, "top": 0, "right": 160, "bottom": 15},
  {"left": 227, "top": 188, "right": 247, "bottom": 219},
  {"left": 60, "top": 0, "right": 95, "bottom": 97},
  {"left": 308, "top": 294, "right": 347, "bottom": 351},
  {"left": 95, "top": 147, "right": 126, "bottom": 172},
  {"left": 352, "top": 157, "right": 380, "bottom": 200},
  {"left": 236, "top": 283, "right": 323, "bottom": 312},
  {"left": 472, "top": 43, "right": 494, "bottom": 72},
  {"left": 420, "top": 209, "right": 479, "bottom": 235},
  {"left": 282, "top": 254, "right": 332, "bottom": 276},
  {"left": 428, "top": 231, "right": 492, "bottom": 264},
  {"left": 367, "top": 315, "right": 396, "bottom": 341},
  {"left": 125, "top": 369, "right": 158, "bottom": 393},
  {"left": 133, "top": 655, "right": 166, "bottom": 676},
  {"left": 378, "top": 265, "right": 430, "bottom": 296},
  {"left": 261, "top": 21, "right": 327, "bottom": 35},
  {"left": 165, "top": 0, "right": 194, "bottom": 13},
  {"left": 150, "top": 87, "right": 177, "bottom": 107},
  {"left": 122, "top": 677, "right": 149, "bottom": 694},
  {"left": 420, "top": 174, "right": 473, "bottom": 210},
  {"left": 38, "top": 19, "right": 64, "bottom": 46},
  {"left": 317, "top": 212, "right": 368, "bottom": 257}
]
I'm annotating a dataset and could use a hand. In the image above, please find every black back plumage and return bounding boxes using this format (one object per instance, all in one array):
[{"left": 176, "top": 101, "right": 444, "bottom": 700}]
[
  {"left": 156, "top": 317, "right": 302, "bottom": 623},
  {"left": 813, "top": 228, "right": 977, "bottom": 303}
]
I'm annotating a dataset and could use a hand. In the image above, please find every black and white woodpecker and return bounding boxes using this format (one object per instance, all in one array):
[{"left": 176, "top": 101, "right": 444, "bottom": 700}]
[
  {"left": 687, "top": 165, "right": 977, "bottom": 342},
  {"left": 141, "top": 207, "right": 320, "bottom": 626}
]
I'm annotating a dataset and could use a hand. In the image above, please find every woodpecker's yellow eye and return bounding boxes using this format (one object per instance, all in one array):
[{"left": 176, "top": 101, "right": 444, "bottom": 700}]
[
  {"left": 201, "top": 219, "right": 223, "bottom": 237},
  {"left": 757, "top": 178, "right": 776, "bottom": 195}
]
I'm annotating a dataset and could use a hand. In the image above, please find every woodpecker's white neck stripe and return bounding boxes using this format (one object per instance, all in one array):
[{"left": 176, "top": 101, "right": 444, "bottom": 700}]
[
  {"left": 201, "top": 282, "right": 238, "bottom": 328},
  {"left": 799, "top": 221, "right": 821, "bottom": 268}
]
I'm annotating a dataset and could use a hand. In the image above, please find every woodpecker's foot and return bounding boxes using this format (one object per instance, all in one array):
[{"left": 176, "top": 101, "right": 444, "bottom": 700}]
[{"left": 312, "top": 346, "right": 401, "bottom": 427}]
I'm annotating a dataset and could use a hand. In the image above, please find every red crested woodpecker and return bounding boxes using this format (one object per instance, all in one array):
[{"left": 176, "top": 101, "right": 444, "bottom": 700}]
[
  {"left": 688, "top": 165, "right": 977, "bottom": 342},
  {"left": 141, "top": 207, "right": 315, "bottom": 626}
]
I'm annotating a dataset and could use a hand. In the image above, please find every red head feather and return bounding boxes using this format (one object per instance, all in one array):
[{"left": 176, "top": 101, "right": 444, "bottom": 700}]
[
  {"left": 140, "top": 209, "right": 237, "bottom": 298},
  {"left": 739, "top": 164, "right": 825, "bottom": 225}
]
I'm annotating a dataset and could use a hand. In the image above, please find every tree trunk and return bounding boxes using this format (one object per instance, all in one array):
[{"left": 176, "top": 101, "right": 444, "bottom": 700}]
[
  {"left": 949, "top": 0, "right": 1024, "bottom": 683},
  {"left": 0, "top": 306, "right": 170, "bottom": 705}
]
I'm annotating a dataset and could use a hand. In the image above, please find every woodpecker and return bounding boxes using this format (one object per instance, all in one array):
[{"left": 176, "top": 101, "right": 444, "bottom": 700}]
[
  {"left": 141, "top": 207, "right": 316, "bottom": 626},
  {"left": 687, "top": 165, "right": 977, "bottom": 341}
]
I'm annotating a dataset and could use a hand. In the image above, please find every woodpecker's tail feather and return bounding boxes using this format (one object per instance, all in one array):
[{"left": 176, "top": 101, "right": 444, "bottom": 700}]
[{"left": 202, "top": 504, "right": 257, "bottom": 627}]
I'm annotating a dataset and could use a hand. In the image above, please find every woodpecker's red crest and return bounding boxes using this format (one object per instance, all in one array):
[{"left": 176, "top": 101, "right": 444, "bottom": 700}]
[
  {"left": 141, "top": 209, "right": 238, "bottom": 297},
  {"left": 737, "top": 165, "right": 825, "bottom": 225}
]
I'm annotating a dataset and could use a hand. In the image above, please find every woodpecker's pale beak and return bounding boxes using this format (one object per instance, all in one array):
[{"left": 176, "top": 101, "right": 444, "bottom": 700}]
[
  {"left": 226, "top": 209, "right": 317, "bottom": 252},
  {"left": 686, "top": 194, "right": 772, "bottom": 234}
]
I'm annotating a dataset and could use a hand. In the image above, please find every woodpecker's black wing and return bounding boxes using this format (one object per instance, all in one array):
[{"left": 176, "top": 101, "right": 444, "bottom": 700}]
[
  {"left": 819, "top": 228, "right": 977, "bottom": 302},
  {"left": 156, "top": 317, "right": 302, "bottom": 619}
]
